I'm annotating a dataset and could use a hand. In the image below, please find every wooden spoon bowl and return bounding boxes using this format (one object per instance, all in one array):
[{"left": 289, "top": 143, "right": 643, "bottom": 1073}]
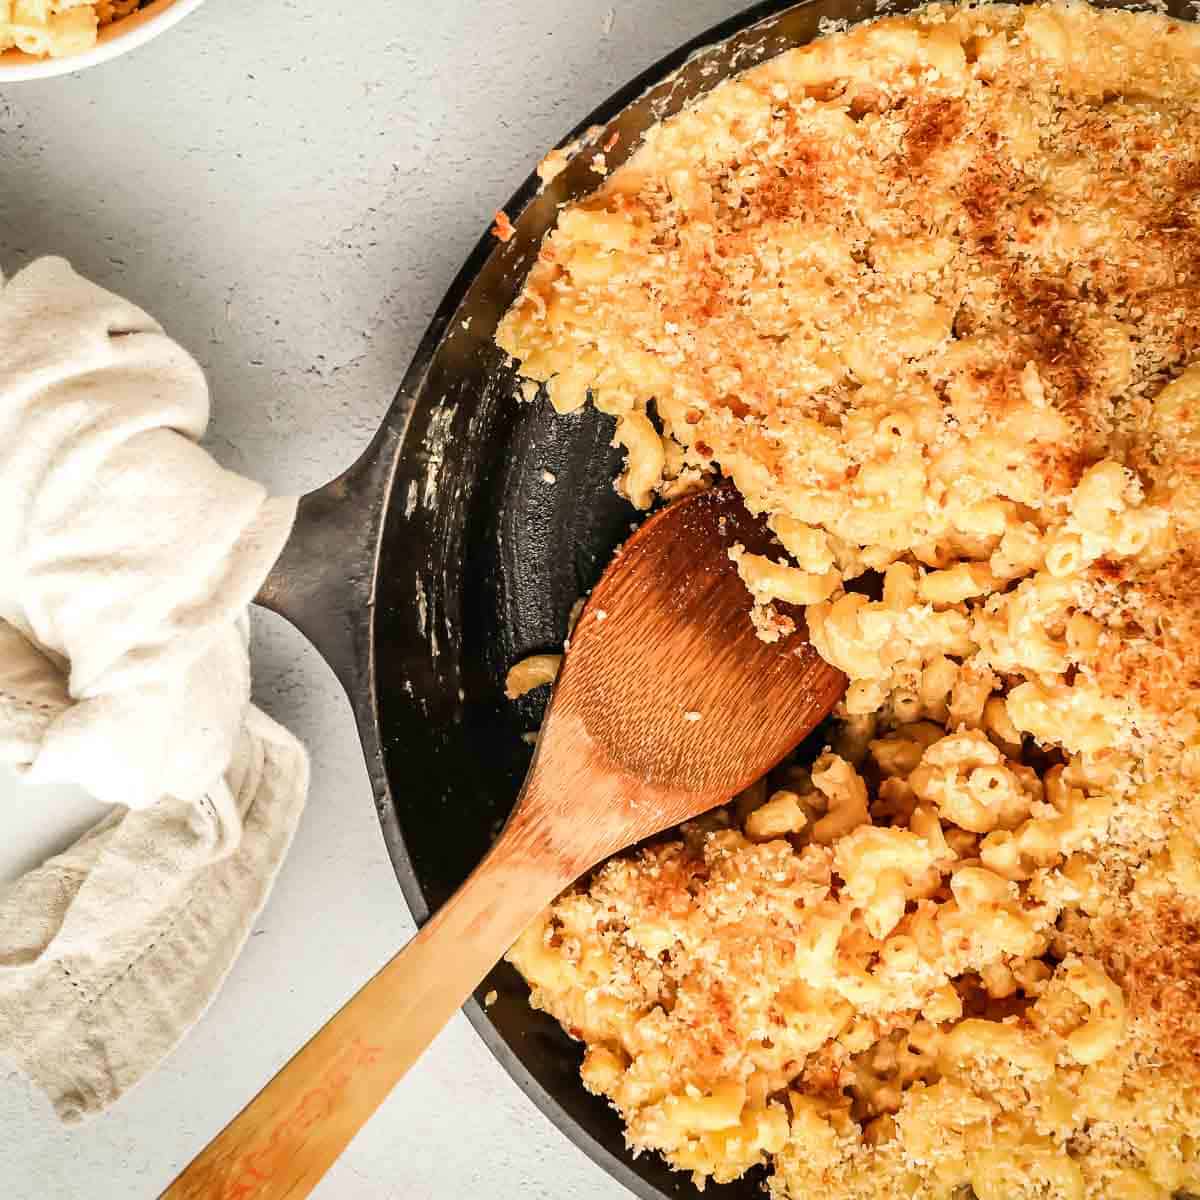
[{"left": 162, "top": 483, "right": 847, "bottom": 1200}]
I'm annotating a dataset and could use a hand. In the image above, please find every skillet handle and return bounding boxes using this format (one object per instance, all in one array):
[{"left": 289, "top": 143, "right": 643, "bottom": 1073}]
[{"left": 255, "top": 420, "right": 398, "bottom": 699}]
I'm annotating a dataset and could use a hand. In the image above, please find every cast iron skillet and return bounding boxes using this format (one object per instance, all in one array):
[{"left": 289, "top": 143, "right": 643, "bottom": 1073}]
[{"left": 255, "top": 1, "right": 1196, "bottom": 1196}]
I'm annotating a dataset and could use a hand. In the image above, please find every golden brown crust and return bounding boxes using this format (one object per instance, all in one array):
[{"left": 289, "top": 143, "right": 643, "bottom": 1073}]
[{"left": 1094, "top": 897, "right": 1200, "bottom": 1077}]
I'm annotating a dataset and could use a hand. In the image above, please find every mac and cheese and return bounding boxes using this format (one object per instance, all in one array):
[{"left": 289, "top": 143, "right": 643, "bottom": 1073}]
[
  {"left": 1, "top": 1, "right": 139, "bottom": 58},
  {"left": 499, "top": 3, "right": 1200, "bottom": 1197}
]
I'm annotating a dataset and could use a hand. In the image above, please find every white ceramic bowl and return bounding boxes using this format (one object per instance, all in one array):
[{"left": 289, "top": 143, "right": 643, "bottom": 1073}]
[{"left": 0, "top": 0, "right": 205, "bottom": 81}]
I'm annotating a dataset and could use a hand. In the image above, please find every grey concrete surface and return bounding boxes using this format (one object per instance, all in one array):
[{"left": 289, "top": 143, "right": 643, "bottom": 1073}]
[{"left": 0, "top": 1, "right": 755, "bottom": 1197}]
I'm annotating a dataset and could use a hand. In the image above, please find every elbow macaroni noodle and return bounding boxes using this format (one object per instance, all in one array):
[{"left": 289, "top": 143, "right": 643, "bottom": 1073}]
[
  {"left": 504, "top": 653, "right": 562, "bottom": 700},
  {"left": 500, "top": 3, "right": 1200, "bottom": 1198}
]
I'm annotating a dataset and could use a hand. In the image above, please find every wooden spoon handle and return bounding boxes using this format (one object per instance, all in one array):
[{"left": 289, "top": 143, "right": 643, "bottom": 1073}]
[{"left": 160, "top": 827, "right": 568, "bottom": 1200}]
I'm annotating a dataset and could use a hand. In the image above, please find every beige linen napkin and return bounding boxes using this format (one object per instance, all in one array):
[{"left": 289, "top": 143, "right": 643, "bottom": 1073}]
[{"left": 0, "top": 257, "right": 309, "bottom": 1121}]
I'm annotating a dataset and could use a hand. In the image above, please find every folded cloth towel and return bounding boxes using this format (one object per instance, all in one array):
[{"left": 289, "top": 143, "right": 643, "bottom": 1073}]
[{"left": 0, "top": 258, "right": 309, "bottom": 1122}]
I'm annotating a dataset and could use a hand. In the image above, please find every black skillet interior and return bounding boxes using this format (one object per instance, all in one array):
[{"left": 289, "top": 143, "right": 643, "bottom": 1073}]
[{"left": 367, "top": 0, "right": 1197, "bottom": 1196}]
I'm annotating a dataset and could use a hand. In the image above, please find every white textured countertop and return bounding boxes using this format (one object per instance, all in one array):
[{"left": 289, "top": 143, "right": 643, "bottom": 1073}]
[{"left": 0, "top": 1, "right": 753, "bottom": 1197}]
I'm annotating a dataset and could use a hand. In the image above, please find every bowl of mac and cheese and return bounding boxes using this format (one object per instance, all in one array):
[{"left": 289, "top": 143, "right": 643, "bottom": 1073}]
[
  {"left": 496, "top": 3, "right": 1200, "bottom": 1197},
  {"left": 0, "top": 0, "right": 205, "bottom": 80}
]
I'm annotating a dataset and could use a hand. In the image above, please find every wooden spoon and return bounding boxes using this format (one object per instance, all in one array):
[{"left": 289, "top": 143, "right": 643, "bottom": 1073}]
[{"left": 161, "top": 484, "right": 847, "bottom": 1200}]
